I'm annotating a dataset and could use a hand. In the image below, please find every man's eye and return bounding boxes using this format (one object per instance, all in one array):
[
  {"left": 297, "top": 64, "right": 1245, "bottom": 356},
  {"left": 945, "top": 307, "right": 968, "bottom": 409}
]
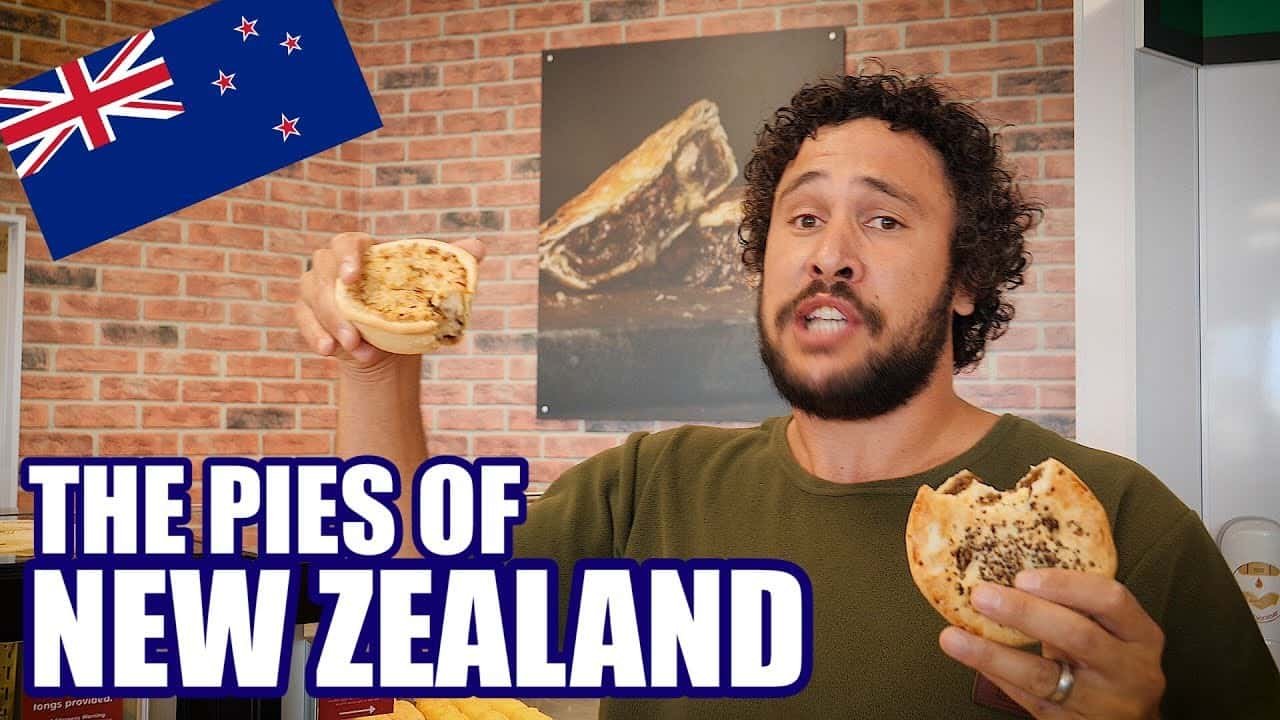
[
  {"left": 793, "top": 214, "right": 822, "bottom": 229},
  {"left": 869, "top": 216, "right": 902, "bottom": 231}
]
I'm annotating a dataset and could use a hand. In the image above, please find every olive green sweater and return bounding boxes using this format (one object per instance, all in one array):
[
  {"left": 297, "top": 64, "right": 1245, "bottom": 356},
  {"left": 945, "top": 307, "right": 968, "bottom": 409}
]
[{"left": 514, "top": 414, "right": 1280, "bottom": 718}]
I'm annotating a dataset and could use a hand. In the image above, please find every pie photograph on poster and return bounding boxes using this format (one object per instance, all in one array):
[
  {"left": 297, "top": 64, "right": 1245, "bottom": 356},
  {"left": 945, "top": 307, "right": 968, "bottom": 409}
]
[{"left": 536, "top": 28, "right": 844, "bottom": 421}]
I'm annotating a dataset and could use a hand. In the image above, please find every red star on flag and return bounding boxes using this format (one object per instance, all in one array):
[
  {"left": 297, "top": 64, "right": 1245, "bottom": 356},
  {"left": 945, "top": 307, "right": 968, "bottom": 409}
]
[
  {"left": 280, "top": 33, "right": 302, "bottom": 55},
  {"left": 212, "top": 69, "right": 236, "bottom": 96},
  {"left": 234, "top": 16, "right": 259, "bottom": 41},
  {"left": 273, "top": 113, "right": 301, "bottom": 142}
]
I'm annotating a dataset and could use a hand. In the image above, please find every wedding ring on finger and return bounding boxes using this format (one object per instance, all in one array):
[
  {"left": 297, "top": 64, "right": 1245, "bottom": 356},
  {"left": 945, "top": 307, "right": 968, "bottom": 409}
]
[{"left": 1047, "top": 659, "right": 1076, "bottom": 704}]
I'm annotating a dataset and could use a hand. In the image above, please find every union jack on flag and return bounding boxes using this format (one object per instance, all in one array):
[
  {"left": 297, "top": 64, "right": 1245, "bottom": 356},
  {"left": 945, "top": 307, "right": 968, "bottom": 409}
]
[
  {"left": 0, "top": 30, "right": 184, "bottom": 179},
  {"left": 0, "top": 0, "right": 381, "bottom": 259}
]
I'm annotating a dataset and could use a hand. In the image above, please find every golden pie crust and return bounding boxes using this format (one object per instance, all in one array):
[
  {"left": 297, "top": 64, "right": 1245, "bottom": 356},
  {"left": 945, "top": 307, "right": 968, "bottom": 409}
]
[
  {"left": 906, "top": 458, "right": 1117, "bottom": 646},
  {"left": 334, "top": 238, "right": 478, "bottom": 355}
]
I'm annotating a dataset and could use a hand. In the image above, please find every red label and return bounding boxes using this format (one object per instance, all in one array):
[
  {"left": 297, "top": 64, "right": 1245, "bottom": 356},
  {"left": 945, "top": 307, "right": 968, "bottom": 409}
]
[
  {"left": 23, "top": 697, "right": 123, "bottom": 720},
  {"left": 318, "top": 698, "right": 395, "bottom": 720}
]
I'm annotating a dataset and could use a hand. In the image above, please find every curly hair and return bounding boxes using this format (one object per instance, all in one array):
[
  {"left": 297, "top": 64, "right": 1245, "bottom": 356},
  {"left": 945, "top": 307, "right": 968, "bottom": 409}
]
[{"left": 739, "top": 72, "right": 1040, "bottom": 372}]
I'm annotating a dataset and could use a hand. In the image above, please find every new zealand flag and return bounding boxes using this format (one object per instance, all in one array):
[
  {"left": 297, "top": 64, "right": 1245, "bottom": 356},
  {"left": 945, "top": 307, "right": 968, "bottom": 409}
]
[{"left": 0, "top": 0, "right": 382, "bottom": 259}]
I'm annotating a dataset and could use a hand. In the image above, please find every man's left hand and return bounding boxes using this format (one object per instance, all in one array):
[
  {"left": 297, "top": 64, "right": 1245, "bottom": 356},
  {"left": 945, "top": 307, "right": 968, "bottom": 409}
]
[{"left": 939, "top": 568, "right": 1166, "bottom": 719}]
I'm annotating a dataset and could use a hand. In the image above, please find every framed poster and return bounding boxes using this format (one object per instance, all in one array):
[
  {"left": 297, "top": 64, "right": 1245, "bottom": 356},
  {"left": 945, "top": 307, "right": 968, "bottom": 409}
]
[{"left": 537, "top": 28, "right": 845, "bottom": 420}]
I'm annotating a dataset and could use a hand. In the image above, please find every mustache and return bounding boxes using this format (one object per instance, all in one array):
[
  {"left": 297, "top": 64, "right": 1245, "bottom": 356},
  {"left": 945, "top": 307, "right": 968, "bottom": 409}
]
[{"left": 775, "top": 279, "right": 886, "bottom": 336}]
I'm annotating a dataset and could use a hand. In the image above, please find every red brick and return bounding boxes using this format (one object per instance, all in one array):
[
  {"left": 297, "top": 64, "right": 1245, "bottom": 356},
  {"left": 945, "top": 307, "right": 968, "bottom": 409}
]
[
  {"left": 100, "top": 322, "right": 178, "bottom": 348},
  {"left": 1041, "top": 97, "right": 1073, "bottom": 122},
  {"left": 949, "top": 43, "right": 1036, "bottom": 73},
  {"left": 147, "top": 246, "right": 225, "bottom": 271},
  {"left": 1024, "top": 181, "right": 1073, "bottom": 208},
  {"left": 62, "top": 17, "right": 127, "bottom": 47},
  {"left": 955, "top": 383, "right": 1036, "bottom": 409},
  {"left": 406, "top": 186, "right": 473, "bottom": 210},
  {"left": 134, "top": 355, "right": 207, "bottom": 381},
  {"left": 264, "top": 433, "right": 332, "bottom": 456},
  {"left": 476, "top": 182, "right": 538, "bottom": 208},
  {"left": 1039, "top": 384, "right": 1075, "bottom": 408},
  {"left": 301, "top": 407, "right": 337, "bottom": 429},
  {"left": 99, "top": 377, "right": 178, "bottom": 401},
  {"left": 473, "top": 382, "right": 536, "bottom": 405},
  {"left": 844, "top": 26, "right": 900, "bottom": 53},
  {"left": 972, "top": 98, "right": 1036, "bottom": 125},
  {"left": 174, "top": 198, "right": 229, "bottom": 222},
  {"left": 1013, "top": 295, "right": 1073, "bottom": 322},
  {"left": 507, "top": 407, "right": 578, "bottom": 431},
  {"left": 268, "top": 180, "right": 339, "bottom": 208},
  {"left": 512, "top": 106, "right": 539, "bottom": 129},
  {"left": 229, "top": 252, "right": 303, "bottom": 277},
  {"left": 373, "top": 213, "right": 439, "bottom": 236},
  {"left": 509, "top": 256, "right": 538, "bottom": 280},
  {"left": 1029, "top": 237, "right": 1073, "bottom": 264},
  {"left": 261, "top": 381, "right": 330, "bottom": 404},
  {"left": 864, "top": 0, "right": 944, "bottom": 24},
  {"left": 411, "top": 38, "right": 476, "bottom": 63},
  {"left": 24, "top": 292, "right": 52, "bottom": 316},
  {"left": 184, "top": 433, "right": 261, "bottom": 456},
  {"left": 549, "top": 25, "right": 623, "bottom": 48},
  {"left": 21, "top": 432, "right": 93, "bottom": 456},
  {"left": 781, "top": 5, "right": 859, "bottom": 30},
  {"left": 999, "top": 69, "right": 1072, "bottom": 96},
  {"left": 57, "top": 293, "right": 138, "bottom": 320},
  {"left": 543, "top": 434, "right": 623, "bottom": 458},
  {"left": 100, "top": 433, "right": 178, "bottom": 455},
  {"left": 445, "top": 9, "right": 510, "bottom": 35},
  {"left": 297, "top": 358, "right": 337, "bottom": 380},
  {"left": 378, "top": 15, "right": 442, "bottom": 41},
  {"left": 624, "top": 18, "right": 696, "bottom": 43},
  {"left": 409, "top": 87, "right": 476, "bottom": 112},
  {"left": 856, "top": 50, "right": 944, "bottom": 76},
  {"left": 950, "top": 0, "right": 1036, "bottom": 15},
  {"left": 513, "top": 55, "right": 542, "bottom": 78},
  {"left": 1044, "top": 326, "right": 1074, "bottom": 349},
  {"left": 435, "top": 408, "right": 504, "bottom": 430},
  {"left": 435, "top": 357, "right": 502, "bottom": 379},
  {"left": 1043, "top": 40, "right": 1073, "bottom": 67},
  {"left": 141, "top": 299, "right": 223, "bottom": 323},
  {"left": 1010, "top": 155, "right": 1039, "bottom": 181},
  {"left": 440, "top": 110, "right": 504, "bottom": 134},
  {"left": 441, "top": 159, "right": 505, "bottom": 183},
  {"left": 477, "top": 82, "right": 539, "bottom": 107},
  {"left": 184, "top": 276, "right": 261, "bottom": 300},
  {"left": 66, "top": 240, "right": 142, "bottom": 266},
  {"left": 355, "top": 42, "right": 408, "bottom": 67},
  {"left": 222, "top": 355, "right": 295, "bottom": 378},
  {"left": 477, "top": 133, "right": 539, "bottom": 157},
  {"left": 589, "top": 0, "right": 657, "bottom": 21},
  {"left": 22, "top": 376, "right": 93, "bottom": 400},
  {"left": 143, "top": 406, "right": 219, "bottom": 429},
  {"left": 54, "top": 404, "right": 135, "bottom": 428},
  {"left": 306, "top": 210, "right": 362, "bottom": 234},
  {"left": 475, "top": 435, "right": 540, "bottom": 456},
  {"left": 26, "top": 0, "right": 106, "bottom": 21},
  {"left": 530, "top": 459, "right": 578, "bottom": 487},
  {"left": 938, "top": 72, "right": 993, "bottom": 99},
  {"left": 425, "top": 432, "right": 469, "bottom": 456},
  {"left": 1044, "top": 153, "right": 1073, "bottom": 179},
  {"left": 184, "top": 327, "right": 260, "bottom": 351},
  {"left": 478, "top": 31, "right": 545, "bottom": 57},
  {"left": 414, "top": 381, "right": 471, "bottom": 404},
  {"left": 997, "top": 355, "right": 1074, "bottom": 380},
  {"left": 20, "top": 39, "right": 84, "bottom": 67},
  {"left": 701, "top": 10, "right": 774, "bottom": 36},
  {"left": 23, "top": 319, "right": 93, "bottom": 345},
  {"left": 101, "top": 269, "right": 179, "bottom": 296},
  {"left": 998, "top": 12, "right": 1072, "bottom": 40},
  {"left": 505, "top": 207, "right": 539, "bottom": 231},
  {"left": 444, "top": 60, "right": 508, "bottom": 87},
  {"left": 20, "top": 403, "right": 48, "bottom": 428},
  {"left": 233, "top": 203, "right": 305, "bottom": 228},
  {"left": 309, "top": 161, "right": 368, "bottom": 186},
  {"left": 56, "top": 348, "right": 136, "bottom": 373},
  {"left": 182, "top": 380, "right": 257, "bottom": 403},
  {"left": 415, "top": 0, "right": 473, "bottom": 10},
  {"left": 505, "top": 306, "right": 536, "bottom": 328},
  {"left": 266, "top": 280, "right": 301, "bottom": 304},
  {"left": 407, "top": 135, "right": 474, "bottom": 158},
  {"left": 225, "top": 178, "right": 268, "bottom": 200},
  {"left": 665, "top": 0, "right": 734, "bottom": 13},
  {"left": 112, "top": 0, "right": 182, "bottom": 27},
  {"left": 1041, "top": 267, "right": 1074, "bottom": 293},
  {"left": 229, "top": 303, "right": 298, "bottom": 329},
  {"left": 515, "top": 2, "right": 581, "bottom": 28}
]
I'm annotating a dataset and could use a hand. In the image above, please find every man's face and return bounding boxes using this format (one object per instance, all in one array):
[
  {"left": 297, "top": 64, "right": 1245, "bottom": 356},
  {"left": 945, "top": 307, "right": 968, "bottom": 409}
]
[{"left": 756, "top": 117, "right": 971, "bottom": 420}]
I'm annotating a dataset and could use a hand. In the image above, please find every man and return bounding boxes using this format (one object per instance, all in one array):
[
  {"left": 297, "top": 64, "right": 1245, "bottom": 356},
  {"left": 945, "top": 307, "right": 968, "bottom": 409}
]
[{"left": 295, "top": 74, "right": 1280, "bottom": 718}]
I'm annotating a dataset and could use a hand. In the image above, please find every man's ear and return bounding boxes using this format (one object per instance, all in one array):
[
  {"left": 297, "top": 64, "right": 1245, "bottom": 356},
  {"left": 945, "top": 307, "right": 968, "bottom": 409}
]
[{"left": 952, "top": 285, "right": 976, "bottom": 317}]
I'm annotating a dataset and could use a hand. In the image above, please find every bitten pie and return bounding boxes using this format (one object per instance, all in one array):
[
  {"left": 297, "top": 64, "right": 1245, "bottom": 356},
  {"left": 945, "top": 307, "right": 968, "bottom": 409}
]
[
  {"left": 905, "top": 458, "right": 1118, "bottom": 646},
  {"left": 334, "top": 238, "right": 478, "bottom": 355}
]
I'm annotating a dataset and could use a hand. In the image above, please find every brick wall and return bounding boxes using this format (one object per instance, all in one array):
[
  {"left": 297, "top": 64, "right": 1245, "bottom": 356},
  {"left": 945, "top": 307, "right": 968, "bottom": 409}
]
[{"left": 6, "top": 0, "right": 1074, "bottom": 507}]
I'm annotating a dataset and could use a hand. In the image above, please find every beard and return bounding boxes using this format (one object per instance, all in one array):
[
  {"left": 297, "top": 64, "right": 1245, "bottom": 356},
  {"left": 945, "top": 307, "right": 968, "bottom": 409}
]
[{"left": 756, "top": 277, "right": 953, "bottom": 421}]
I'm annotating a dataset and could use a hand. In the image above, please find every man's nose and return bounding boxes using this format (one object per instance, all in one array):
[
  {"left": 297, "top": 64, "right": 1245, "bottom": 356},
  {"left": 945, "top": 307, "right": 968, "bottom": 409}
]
[{"left": 807, "top": 225, "right": 859, "bottom": 282}]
